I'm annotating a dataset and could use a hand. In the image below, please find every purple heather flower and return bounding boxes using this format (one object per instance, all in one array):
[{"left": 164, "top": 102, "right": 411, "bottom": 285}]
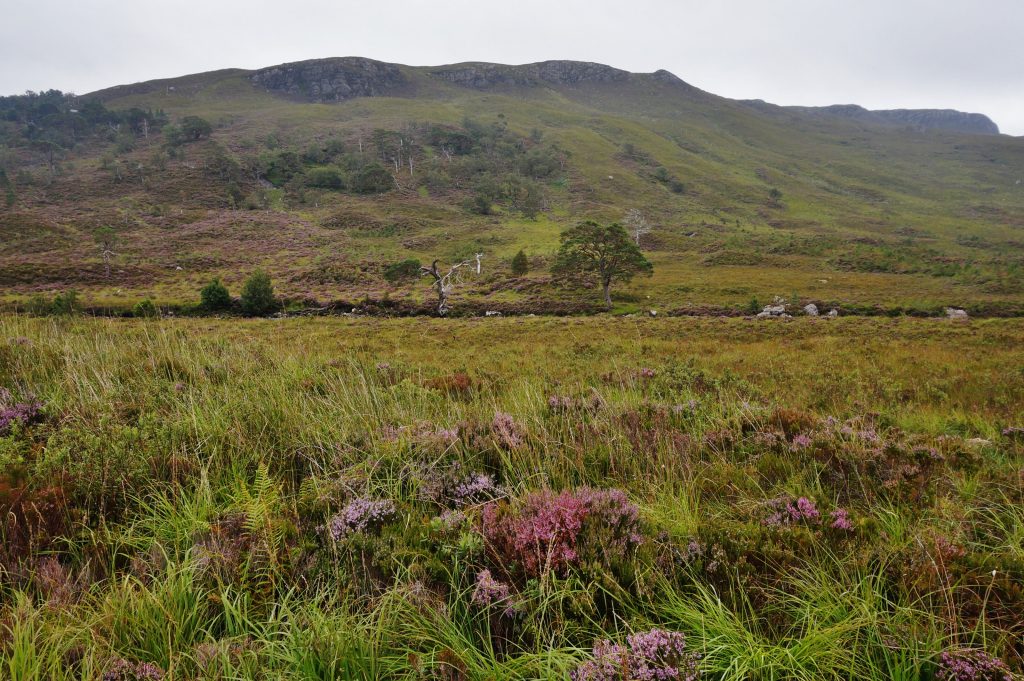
[
  {"left": 830, "top": 508, "right": 854, "bottom": 531},
  {"left": 453, "top": 472, "right": 501, "bottom": 506},
  {"left": 791, "top": 433, "right": 813, "bottom": 450},
  {"left": 572, "top": 629, "right": 700, "bottom": 681},
  {"left": 492, "top": 411, "right": 525, "bottom": 449},
  {"left": 764, "top": 497, "right": 820, "bottom": 528},
  {"left": 638, "top": 367, "right": 656, "bottom": 379},
  {"left": 328, "top": 497, "right": 396, "bottom": 539},
  {"left": 472, "top": 569, "right": 511, "bottom": 606},
  {"left": 0, "top": 399, "right": 43, "bottom": 434},
  {"left": 936, "top": 649, "right": 1012, "bottom": 681}
]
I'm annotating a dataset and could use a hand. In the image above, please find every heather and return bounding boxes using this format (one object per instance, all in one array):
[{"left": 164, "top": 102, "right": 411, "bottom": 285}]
[{"left": 0, "top": 314, "right": 1023, "bottom": 679}]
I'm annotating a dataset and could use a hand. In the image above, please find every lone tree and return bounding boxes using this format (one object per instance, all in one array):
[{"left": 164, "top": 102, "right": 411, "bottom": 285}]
[
  {"left": 510, "top": 249, "right": 529, "bottom": 276},
  {"left": 420, "top": 254, "right": 483, "bottom": 316},
  {"left": 552, "top": 221, "right": 653, "bottom": 310},
  {"left": 241, "top": 269, "right": 276, "bottom": 316}
]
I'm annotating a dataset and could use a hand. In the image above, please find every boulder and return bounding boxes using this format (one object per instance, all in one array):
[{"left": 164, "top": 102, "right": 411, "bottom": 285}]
[
  {"left": 756, "top": 304, "right": 788, "bottom": 319},
  {"left": 945, "top": 308, "right": 969, "bottom": 320},
  {"left": 803, "top": 303, "right": 819, "bottom": 316},
  {"left": 648, "top": 309, "right": 658, "bottom": 317},
  {"left": 827, "top": 308, "right": 839, "bottom": 318},
  {"left": 485, "top": 310, "right": 502, "bottom": 317}
]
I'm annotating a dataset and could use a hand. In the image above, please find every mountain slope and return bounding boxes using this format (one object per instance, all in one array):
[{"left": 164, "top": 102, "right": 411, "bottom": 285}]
[{"left": 2, "top": 58, "right": 1023, "bottom": 314}]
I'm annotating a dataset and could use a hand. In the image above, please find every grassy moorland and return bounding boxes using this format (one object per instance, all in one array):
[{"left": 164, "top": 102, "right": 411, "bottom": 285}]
[{"left": 1, "top": 314, "right": 1022, "bottom": 679}]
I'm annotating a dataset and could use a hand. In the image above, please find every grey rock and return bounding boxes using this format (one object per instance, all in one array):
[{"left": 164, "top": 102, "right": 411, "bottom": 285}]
[
  {"left": 250, "top": 57, "right": 407, "bottom": 102},
  {"left": 945, "top": 307, "right": 969, "bottom": 320},
  {"left": 485, "top": 310, "right": 502, "bottom": 317},
  {"left": 428, "top": 60, "right": 630, "bottom": 89},
  {"left": 649, "top": 309, "right": 658, "bottom": 317},
  {"left": 803, "top": 303, "right": 819, "bottom": 316},
  {"left": 757, "top": 304, "right": 788, "bottom": 319},
  {"left": 827, "top": 308, "right": 839, "bottom": 318}
]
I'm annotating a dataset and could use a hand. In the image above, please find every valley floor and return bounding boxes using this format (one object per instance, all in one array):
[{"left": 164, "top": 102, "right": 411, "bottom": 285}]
[{"left": 1, "top": 315, "right": 1022, "bottom": 679}]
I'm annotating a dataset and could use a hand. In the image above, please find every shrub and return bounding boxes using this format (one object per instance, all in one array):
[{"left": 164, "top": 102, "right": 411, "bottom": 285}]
[
  {"left": 328, "top": 498, "right": 397, "bottom": 538},
  {"left": 199, "top": 279, "right": 232, "bottom": 311},
  {"left": 179, "top": 115, "right": 212, "bottom": 141},
  {"left": 50, "top": 290, "right": 80, "bottom": 316},
  {"left": 132, "top": 298, "right": 159, "bottom": 318},
  {"left": 572, "top": 629, "right": 700, "bottom": 681},
  {"left": 306, "top": 166, "right": 344, "bottom": 190},
  {"left": 935, "top": 649, "right": 1012, "bottom": 681},
  {"left": 240, "top": 270, "right": 276, "bottom": 316},
  {"left": 383, "top": 259, "right": 421, "bottom": 283},
  {"left": 510, "top": 250, "right": 529, "bottom": 276},
  {"left": 481, "top": 487, "right": 643, "bottom": 578},
  {"left": 351, "top": 163, "right": 394, "bottom": 194}
]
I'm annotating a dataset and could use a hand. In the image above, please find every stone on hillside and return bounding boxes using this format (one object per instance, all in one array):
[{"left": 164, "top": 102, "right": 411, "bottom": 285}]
[
  {"left": 827, "top": 308, "right": 839, "bottom": 318},
  {"left": 756, "top": 304, "right": 788, "bottom": 319},
  {"left": 803, "top": 303, "right": 819, "bottom": 316},
  {"left": 945, "top": 308, "right": 969, "bottom": 320},
  {"left": 485, "top": 310, "right": 502, "bottom": 317},
  {"left": 649, "top": 309, "right": 658, "bottom": 317}
]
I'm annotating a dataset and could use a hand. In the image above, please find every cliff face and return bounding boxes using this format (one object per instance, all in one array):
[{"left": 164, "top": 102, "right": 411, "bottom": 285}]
[
  {"left": 748, "top": 101, "right": 1000, "bottom": 135},
  {"left": 249, "top": 57, "right": 407, "bottom": 102},
  {"left": 426, "top": 60, "right": 630, "bottom": 88},
  {"left": 871, "top": 109, "right": 999, "bottom": 135}
]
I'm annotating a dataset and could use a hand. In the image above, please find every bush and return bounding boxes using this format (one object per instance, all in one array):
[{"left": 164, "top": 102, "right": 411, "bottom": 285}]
[
  {"left": 132, "top": 299, "right": 159, "bottom": 318},
  {"left": 305, "top": 166, "right": 344, "bottom": 190},
  {"left": 510, "top": 250, "right": 529, "bottom": 276},
  {"left": 180, "top": 116, "right": 212, "bottom": 141},
  {"left": 351, "top": 163, "right": 395, "bottom": 194},
  {"left": 50, "top": 290, "right": 80, "bottom": 316},
  {"left": 200, "top": 279, "right": 232, "bottom": 311},
  {"left": 240, "top": 270, "right": 276, "bottom": 316},
  {"left": 383, "top": 259, "right": 421, "bottom": 283}
]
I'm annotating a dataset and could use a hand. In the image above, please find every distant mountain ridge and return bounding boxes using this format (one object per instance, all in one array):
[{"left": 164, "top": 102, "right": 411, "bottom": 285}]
[{"left": 743, "top": 100, "right": 1000, "bottom": 135}]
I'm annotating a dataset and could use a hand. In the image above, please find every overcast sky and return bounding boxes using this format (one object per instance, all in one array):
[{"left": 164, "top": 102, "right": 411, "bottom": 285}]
[{"left": 2, "top": 0, "right": 1022, "bottom": 135}]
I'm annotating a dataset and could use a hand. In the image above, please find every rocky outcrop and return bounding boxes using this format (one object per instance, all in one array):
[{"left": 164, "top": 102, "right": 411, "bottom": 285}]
[
  {"left": 249, "top": 58, "right": 407, "bottom": 102},
  {"left": 428, "top": 61, "right": 630, "bottom": 89},
  {"left": 747, "top": 101, "right": 1000, "bottom": 136},
  {"left": 872, "top": 109, "right": 999, "bottom": 135}
]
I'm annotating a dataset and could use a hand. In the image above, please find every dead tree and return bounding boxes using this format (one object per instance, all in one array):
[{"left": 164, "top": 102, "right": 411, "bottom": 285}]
[
  {"left": 624, "top": 208, "right": 651, "bottom": 247},
  {"left": 94, "top": 227, "right": 118, "bottom": 279},
  {"left": 420, "top": 254, "right": 483, "bottom": 316}
]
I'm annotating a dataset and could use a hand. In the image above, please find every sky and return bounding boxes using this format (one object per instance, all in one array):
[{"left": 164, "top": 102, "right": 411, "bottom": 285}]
[{"left": 2, "top": 0, "right": 1022, "bottom": 135}]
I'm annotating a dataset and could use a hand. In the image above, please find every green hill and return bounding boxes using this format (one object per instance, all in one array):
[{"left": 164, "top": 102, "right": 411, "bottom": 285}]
[{"left": 2, "top": 57, "right": 1023, "bottom": 314}]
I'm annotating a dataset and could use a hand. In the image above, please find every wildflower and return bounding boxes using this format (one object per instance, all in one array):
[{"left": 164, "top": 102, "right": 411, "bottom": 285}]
[
  {"left": 492, "top": 411, "right": 525, "bottom": 449},
  {"left": 936, "top": 649, "right": 1012, "bottom": 681},
  {"left": 471, "top": 569, "right": 510, "bottom": 607},
  {"left": 1002, "top": 426, "right": 1024, "bottom": 440},
  {"left": 481, "top": 487, "right": 643, "bottom": 577},
  {"left": 452, "top": 472, "right": 502, "bottom": 506},
  {"left": 830, "top": 508, "right": 854, "bottom": 531},
  {"left": 763, "top": 496, "right": 819, "bottom": 527},
  {"left": 548, "top": 394, "right": 574, "bottom": 411},
  {"left": 0, "top": 398, "right": 43, "bottom": 434},
  {"left": 638, "top": 367, "right": 656, "bottom": 379},
  {"left": 328, "top": 497, "right": 396, "bottom": 539},
  {"left": 572, "top": 629, "right": 700, "bottom": 681},
  {"left": 791, "top": 433, "right": 813, "bottom": 450}
]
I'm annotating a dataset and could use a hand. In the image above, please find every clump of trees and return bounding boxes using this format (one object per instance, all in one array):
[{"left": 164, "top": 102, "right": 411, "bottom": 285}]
[
  {"left": 552, "top": 221, "right": 653, "bottom": 309},
  {"left": 200, "top": 279, "right": 232, "bottom": 311}
]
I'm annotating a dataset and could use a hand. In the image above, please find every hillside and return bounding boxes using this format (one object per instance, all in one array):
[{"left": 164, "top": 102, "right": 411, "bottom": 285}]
[{"left": 2, "top": 57, "right": 1023, "bottom": 315}]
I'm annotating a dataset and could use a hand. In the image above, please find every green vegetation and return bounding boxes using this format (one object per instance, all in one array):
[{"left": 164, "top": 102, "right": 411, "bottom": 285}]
[
  {"left": 553, "top": 221, "right": 654, "bottom": 309},
  {"left": 199, "top": 279, "right": 232, "bottom": 312},
  {"left": 511, "top": 249, "right": 529, "bottom": 276},
  {"left": 2, "top": 63, "right": 1023, "bottom": 314},
  {"left": 240, "top": 269, "right": 276, "bottom": 316},
  {"left": 0, "top": 315, "right": 1022, "bottom": 679}
]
